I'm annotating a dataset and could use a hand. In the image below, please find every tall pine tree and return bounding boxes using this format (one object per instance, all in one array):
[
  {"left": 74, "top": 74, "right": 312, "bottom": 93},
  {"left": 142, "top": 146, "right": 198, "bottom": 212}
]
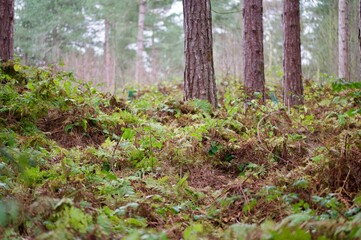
[
  {"left": 338, "top": 0, "right": 349, "bottom": 81},
  {"left": 0, "top": 0, "right": 14, "bottom": 61},
  {"left": 243, "top": 0, "right": 265, "bottom": 103},
  {"left": 183, "top": 0, "right": 217, "bottom": 108},
  {"left": 283, "top": 0, "right": 303, "bottom": 107}
]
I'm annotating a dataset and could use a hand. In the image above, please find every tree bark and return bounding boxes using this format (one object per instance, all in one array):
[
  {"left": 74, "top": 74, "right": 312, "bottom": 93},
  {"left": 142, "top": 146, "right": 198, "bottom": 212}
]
[
  {"left": 104, "top": 19, "right": 110, "bottom": 91},
  {"left": 150, "top": 34, "right": 159, "bottom": 83},
  {"left": 0, "top": 0, "right": 14, "bottom": 61},
  {"left": 283, "top": 0, "right": 303, "bottom": 107},
  {"left": 243, "top": 0, "right": 265, "bottom": 103},
  {"left": 104, "top": 19, "right": 115, "bottom": 93},
  {"left": 339, "top": 0, "right": 349, "bottom": 81},
  {"left": 135, "top": 0, "right": 146, "bottom": 84},
  {"left": 183, "top": 0, "right": 217, "bottom": 108}
]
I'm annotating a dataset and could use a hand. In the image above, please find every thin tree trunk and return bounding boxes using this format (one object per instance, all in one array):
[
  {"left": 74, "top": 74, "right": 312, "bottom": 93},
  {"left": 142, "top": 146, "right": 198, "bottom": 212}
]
[
  {"left": 183, "top": 0, "right": 217, "bottom": 108},
  {"left": 0, "top": 0, "right": 14, "bottom": 61},
  {"left": 269, "top": 38, "right": 273, "bottom": 77},
  {"left": 111, "top": 52, "right": 116, "bottom": 92},
  {"left": 151, "top": 34, "right": 159, "bottom": 83},
  {"left": 338, "top": 0, "right": 349, "bottom": 81},
  {"left": 135, "top": 0, "right": 146, "bottom": 84},
  {"left": 243, "top": 0, "right": 265, "bottom": 103},
  {"left": 283, "top": 0, "right": 303, "bottom": 107},
  {"left": 104, "top": 18, "right": 114, "bottom": 92}
]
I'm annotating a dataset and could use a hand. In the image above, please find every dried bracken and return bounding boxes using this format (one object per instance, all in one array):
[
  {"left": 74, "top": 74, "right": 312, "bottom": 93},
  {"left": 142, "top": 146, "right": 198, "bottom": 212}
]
[{"left": 1, "top": 64, "right": 361, "bottom": 239}]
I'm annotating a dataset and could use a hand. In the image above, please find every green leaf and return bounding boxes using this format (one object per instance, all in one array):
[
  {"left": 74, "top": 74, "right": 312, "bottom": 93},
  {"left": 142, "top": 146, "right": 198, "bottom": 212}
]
[
  {"left": 122, "top": 128, "right": 136, "bottom": 141},
  {"left": 191, "top": 99, "right": 213, "bottom": 114},
  {"left": 269, "top": 91, "right": 279, "bottom": 104},
  {"left": 125, "top": 217, "right": 147, "bottom": 227},
  {"left": 81, "top": 119, "right": 88, "bottom": 132},
  {"left": 311, "top": 154, "right": 325, "bottom": 163},
  {"left": 346, "top": 109, "right": 360, "bottom": 116},
  {"left": 0, "top": 199, "right": 19, "bottom": 227},
  {"left": 176, "top": 174, "right": 189, "bottom": 189},
  {"left": 114, "top": 203, "right": 139, "bottom": 216},
  {"left": 292, "top": 179, "right": 308, "bottom": 189},
  {"left": 128, "top": 90, "right": 137, "bottom": 101},
  {"left": 13, "top": 64, "right": 21, "bottom": 72},
  {"left": 0, "top": 202, "right": 7, "bottom": 227},
  {"left": 97, "top": 214, "right": 112, "bottom": 234},
  {"left": 224, "top": 223, "right": 257, "bottom": 240},
  {"left": 171, "top": 205, "right": 184, "bottom": 214},
  {"left": 64, "top": 124, "right": 74, "bottom": 133},
  {"left": 0, "top": 182, "right": 9, "bottom": 190},
  {"left": 289, "top": 134, "right": 306, "bottom": 141},
  {"left": 243, "top": 199, "right": 257, "bottom": 213},
  {"left": 270, "top": 227, "right": 312, "bottom": 240},
  {"left": 208, "top": 141, "right": 219, "bottom": 156},
  {"left": 345, "top": 207, "right": 360, "bottom": 217},
  {"left": 183, "top": 223, "right": 204, "bottom": 240},
  {"left": 224, "top": 153, "right": 235, "bottom": 162},
  {"left": 354, "top": 195, "right": 361, "bottom": 206},
  {"left": 280, "top": 212, "right": 312, "bottom": 227}
]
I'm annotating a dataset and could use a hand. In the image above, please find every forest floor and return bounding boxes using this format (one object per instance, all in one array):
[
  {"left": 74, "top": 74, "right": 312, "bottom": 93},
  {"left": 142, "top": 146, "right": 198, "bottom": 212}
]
[{"left": 1, "top": 62, "right": 361, "bottom": 239}]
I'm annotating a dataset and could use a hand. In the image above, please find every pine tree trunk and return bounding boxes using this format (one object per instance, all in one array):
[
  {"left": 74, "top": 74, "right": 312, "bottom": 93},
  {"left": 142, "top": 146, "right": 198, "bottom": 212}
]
[
  {"left": 339, "top": 0, "right": 349, "bottom": 81},
  {"left": 111, "top": 52, "right": 116, "bottom": 92},
  {"left": 183, "top": 0, "right": 217, "bottom": 108},
  {"left": 0, "top": 0, "right": 14, "bottom": 61},
  {"left": 283, "top": 0, "right": 303, "bottom": 107},
  {"left": 243, "top": 0, "right": 265, "bottom": 103},
  {"left": 104, "top": 19, "right": 111, "bottom": 92},
  {"left": 135, "top": 0, "right": 146, "bottom": 84},
  {"left": 151, "top": 34, "right": 159, "bottom": 83}
]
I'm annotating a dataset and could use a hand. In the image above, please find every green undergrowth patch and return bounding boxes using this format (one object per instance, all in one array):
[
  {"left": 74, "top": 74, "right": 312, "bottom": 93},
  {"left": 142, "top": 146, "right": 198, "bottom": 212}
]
[{"left": 1, "top": 62, "right": 361, "bottom": 239}]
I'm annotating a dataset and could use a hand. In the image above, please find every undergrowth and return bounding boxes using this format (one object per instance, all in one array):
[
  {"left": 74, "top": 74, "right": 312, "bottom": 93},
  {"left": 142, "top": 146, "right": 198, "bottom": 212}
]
[{"left": 0, "top": 62, "right": 361, "bottom": 239}]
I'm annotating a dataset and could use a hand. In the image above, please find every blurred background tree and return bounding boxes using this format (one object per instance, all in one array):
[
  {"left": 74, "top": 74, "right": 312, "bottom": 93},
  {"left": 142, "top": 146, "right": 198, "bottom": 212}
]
[
  {"left": 15, "top": 0, "right": 89, "bottom": 64},
  {"left": 14, "top": 0, "right": 361, "bottom": 92}
]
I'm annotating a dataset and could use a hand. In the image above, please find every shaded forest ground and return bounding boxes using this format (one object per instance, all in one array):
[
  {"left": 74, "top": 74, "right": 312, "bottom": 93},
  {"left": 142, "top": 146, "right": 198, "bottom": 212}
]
[{"left": 0, "top": 62, "right": 361, "bottom": 239}]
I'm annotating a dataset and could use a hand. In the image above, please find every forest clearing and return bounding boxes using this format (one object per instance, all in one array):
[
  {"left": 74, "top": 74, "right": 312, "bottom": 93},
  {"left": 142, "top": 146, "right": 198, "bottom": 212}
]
[{"left": 1, "top": 0, "right": 361, "bottom": 239}]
